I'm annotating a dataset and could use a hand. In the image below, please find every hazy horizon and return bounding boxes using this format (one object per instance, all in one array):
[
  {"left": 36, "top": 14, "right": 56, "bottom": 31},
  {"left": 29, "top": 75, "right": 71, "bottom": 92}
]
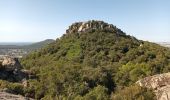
[
  {"left": 0, "top": 0, "right": 170, "bottom": 42},
  {"left": 0, "top": 42, "right": 33, "bottom": 46}
]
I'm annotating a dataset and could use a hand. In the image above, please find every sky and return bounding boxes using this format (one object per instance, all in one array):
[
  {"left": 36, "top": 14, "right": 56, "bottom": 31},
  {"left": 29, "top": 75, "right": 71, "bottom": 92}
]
[{"left": 0, "top": 0, "right": 170, "bottom": 42}]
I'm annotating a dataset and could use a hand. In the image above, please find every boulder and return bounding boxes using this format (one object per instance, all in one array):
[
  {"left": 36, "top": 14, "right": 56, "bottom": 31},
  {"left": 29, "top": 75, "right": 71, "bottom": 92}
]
[
  {"left": 1, "top": 56, "right": 22, "bottom": 71},
  {"left": 136, "top": 73, "right": 170, "bottom": 100},
  {"left": 0, "top": 56, "right": 35, "bottom": 82}
]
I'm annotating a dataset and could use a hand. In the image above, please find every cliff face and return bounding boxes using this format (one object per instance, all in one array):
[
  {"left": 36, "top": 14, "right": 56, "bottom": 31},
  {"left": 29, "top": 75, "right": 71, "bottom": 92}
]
[{"left": 136, "top": 73, "right": 170, "bottom": 100}]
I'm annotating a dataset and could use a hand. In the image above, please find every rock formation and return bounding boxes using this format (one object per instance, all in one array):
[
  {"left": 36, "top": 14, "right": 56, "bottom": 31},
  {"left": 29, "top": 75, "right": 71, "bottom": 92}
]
[
  {"left": 0, "top": 56, "right": 35, "bottom": 99},
  {"left": 136, "top": 73, "right": 170, "bottom": 100},
  {"left": 66, "top": 20, "right": 125, "bottom": 35},
  {"left": 0, "top": 56, "right": 35, "bottom": 82},
  {"left": 1, "top": 56, "right": 22, "bottom": 71}
]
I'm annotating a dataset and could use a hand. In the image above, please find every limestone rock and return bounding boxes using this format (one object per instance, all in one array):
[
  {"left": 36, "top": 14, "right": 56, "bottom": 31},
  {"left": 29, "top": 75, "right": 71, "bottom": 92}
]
[
  {"left": 0, "top": 56, "right": 35, "bottom": 82},
  {"left": 136, "top": 73, "right": 170, "bottom": 100},
  {"left": 2, "top": 56, "right": 22, "bottom": 71},
  {"left": 66, "top": 20, "right": 123, "bottom": 34}
]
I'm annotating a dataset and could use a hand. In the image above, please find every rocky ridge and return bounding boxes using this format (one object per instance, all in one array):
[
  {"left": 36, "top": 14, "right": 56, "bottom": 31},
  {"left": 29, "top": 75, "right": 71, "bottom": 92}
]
[
  {"left": 66, "top": 20, "right": 125, "bottom": 35},
  {"left": 136, "top": 73, "right": 170, "bottom": 100}
]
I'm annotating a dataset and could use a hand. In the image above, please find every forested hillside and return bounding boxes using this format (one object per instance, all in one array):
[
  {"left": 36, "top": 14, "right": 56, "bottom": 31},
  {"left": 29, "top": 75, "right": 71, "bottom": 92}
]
[{"left": 19, "top": 21, "right": 170, "bottom": 99}]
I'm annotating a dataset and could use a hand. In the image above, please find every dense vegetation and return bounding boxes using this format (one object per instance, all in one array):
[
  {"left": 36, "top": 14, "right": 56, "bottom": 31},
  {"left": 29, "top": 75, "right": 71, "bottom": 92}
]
[
  {"left": 19, "top": 27, "right": 170, "bottom": 99},
  {"left": 1, "top": 22, "right": 170, "bottom": 99}
]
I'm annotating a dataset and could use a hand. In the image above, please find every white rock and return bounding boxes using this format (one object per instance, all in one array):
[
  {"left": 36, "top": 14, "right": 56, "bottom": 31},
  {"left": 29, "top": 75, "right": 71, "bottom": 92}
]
[{"left": 136, "top": 73, "right": 170, "bottom": 100}]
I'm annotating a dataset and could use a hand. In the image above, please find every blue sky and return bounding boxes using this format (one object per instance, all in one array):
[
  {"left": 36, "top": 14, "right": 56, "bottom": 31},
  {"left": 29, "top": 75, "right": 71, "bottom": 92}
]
[{"left": 0, "top": 0, "right": 169, "bottom": 42}]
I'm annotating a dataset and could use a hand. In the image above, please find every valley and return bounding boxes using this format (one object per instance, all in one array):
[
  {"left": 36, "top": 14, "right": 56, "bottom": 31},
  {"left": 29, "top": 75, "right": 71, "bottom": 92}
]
[{"left": 0, "top": 39, "right": 55, "bottom": 59}]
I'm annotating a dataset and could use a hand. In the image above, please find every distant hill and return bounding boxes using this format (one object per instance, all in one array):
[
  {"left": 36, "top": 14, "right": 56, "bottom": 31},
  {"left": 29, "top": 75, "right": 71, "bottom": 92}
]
[
  {"left": 0, "top": 45, "right": 21, "bottom": 49},
  {"left": 21, "top": 39, "right": 55, "bottom": 50},
  {"left": 20, "top": 20, "right": 170, "bottom": 99},
  {"left": 0, "top": 39, "right": 55, "bottom": 50}
]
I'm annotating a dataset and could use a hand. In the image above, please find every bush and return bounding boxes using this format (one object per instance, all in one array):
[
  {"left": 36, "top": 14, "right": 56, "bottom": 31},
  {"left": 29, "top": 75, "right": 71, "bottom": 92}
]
[
  {"left": 111, "top": 85, "right": 155, "bottom": 100},
  {"left": 79, "top": 85, "right": 109, "bottom": 100}
]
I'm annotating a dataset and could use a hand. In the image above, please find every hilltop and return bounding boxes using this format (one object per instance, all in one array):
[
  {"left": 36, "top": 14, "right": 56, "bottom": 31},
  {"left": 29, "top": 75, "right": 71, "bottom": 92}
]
[{"left": 1, "top": 20, "right": 170, "bottom": 99}]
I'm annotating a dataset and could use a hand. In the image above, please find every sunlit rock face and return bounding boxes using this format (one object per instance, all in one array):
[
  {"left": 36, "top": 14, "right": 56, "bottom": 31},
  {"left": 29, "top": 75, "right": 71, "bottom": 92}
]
[
  {"left": 66, "top": 20, "right": 124, "bottom": 35},
  {"left": 1, "top": 56, "right": 22, "bottom": 71},
  {"left": 0, "top": 56, "right": 35, "bottom": 82},
  {"left": 136, "top": 73, "right": 170, "bottom": 100}
]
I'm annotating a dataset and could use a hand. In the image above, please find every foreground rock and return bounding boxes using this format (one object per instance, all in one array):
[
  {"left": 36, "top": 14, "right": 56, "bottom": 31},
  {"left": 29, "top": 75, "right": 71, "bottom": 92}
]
[
  {"left": 0, "top": 92, "right": 33, "bottom": 100},
  {"left": 0, "top": 56, "right": 35, "bottom": 99},
  {"left": 1, "top": 56, "right": 22, "bottom": 71},
  {"left": 0, "top": 56, "right": 35, "bottom": 82},
  {"left": 136, "top": 73, "right": 170, "bottom": 100}
]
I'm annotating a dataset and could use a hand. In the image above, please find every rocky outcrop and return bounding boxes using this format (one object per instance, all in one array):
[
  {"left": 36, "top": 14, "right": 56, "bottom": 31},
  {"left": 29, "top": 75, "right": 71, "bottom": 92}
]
[
  {"left": 0, "top": 92, "right": 33, "bottom": 100},
  {"left": 1, "top": 56, "right": 22, "bottom": 71},
  {"left": 0, "top": 57, "right": 35, "bottom": 99},
  {"left": 66, "top": 20, "right": 125, "bottom": 35},
  {"left": 136, "top": 73, "right": 170, "bottom": 100},
  {"left": 0, "top": 56, "right": 35, "bottom": 82}
]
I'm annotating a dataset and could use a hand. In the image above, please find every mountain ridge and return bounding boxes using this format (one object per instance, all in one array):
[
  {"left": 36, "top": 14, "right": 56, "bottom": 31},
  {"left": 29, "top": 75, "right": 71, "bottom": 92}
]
[
  {"left": 21, "top": 39, "right": 55, "bottom": 50},
  {"left": 0, "top": 39, "right": 55, "bottom": 49}
]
